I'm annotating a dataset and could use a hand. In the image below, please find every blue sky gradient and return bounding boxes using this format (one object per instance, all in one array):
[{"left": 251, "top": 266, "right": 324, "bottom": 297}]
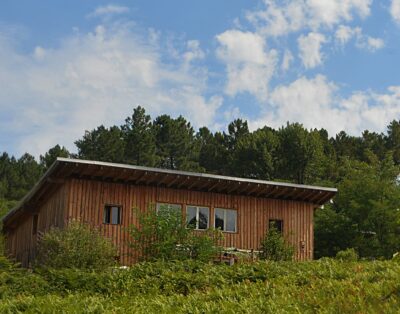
[{"left": 1, "top": 0, "right": 400, "bottom": 157}]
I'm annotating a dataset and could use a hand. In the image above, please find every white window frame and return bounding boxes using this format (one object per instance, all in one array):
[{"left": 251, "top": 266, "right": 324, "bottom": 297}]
[
  {"left": 186, "top": 205, "right": 209, "bottom": 230},
  {"left": 214, "top": 208, "right": 237, "bottom": 233}
]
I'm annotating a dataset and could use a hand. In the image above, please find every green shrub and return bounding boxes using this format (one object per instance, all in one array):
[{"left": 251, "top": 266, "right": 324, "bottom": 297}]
[
  {"left": 259, "top": 227, "right": 294, "bottom": 261},
  {"left": 127, "top": 205, "right": 222, "bottom": 262},
  {"left": 335, "top": 248, "right": 359, "bottom": 262},
  {"left": 35, "top": 221, "right": 117, "bottom": 269}
]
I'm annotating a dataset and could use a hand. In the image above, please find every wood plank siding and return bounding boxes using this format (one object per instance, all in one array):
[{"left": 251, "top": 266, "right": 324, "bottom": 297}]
[
  {"left": 3, "top": 158, "right": 336, "bottom": 267},
  {"left": 5, "top": 177, "right": 315, "bottom": 266},
  {"left": 4, "top": 184, "right": 68, "bottom": 267}
]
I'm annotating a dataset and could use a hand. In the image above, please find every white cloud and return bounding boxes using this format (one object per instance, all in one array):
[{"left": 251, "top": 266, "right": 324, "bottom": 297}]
[
  {"left": 87, "top": 4, "right": 130, "bottom": 18},
  {"left": 298, "top": 32, "right": 326, "bottom": 69},
  {"left": 306, "top": 0, "right": 371, "bottom": 29},
  {"left": 0, "top": 23, "right": 221, "bottom": 156},
  {"left": 216, "top": 30, "right": 278, "bottom": 100},
  {"left": 335, "top": 25, "right": 384, "bottom": 52},
  {"left": 182, "top": 40, "right": 205, "bottom": 66},
  {"left": 246, "top": 0, "right": 372, "bottom": 37},
  {"left": 360, "top": 36, "right": 385, "bottom": 51},
  {"left": 390, "top": 0, "right": 400, "bottom": 24},
  {"left": 249, "top": 75, "right": 400, "bottom": 136},
  {"left": 246, "top": 0, "right": 305, "bottom": 37},
  {"left": 335, "top": 25, "right": 357, "bottom": 45}
]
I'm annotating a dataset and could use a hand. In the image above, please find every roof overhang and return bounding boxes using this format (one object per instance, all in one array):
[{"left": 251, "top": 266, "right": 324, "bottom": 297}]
[{"left": 2, "top": 158, "right": 337, "bottom": 227}]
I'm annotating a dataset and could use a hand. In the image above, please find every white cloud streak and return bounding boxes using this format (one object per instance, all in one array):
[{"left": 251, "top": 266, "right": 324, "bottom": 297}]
[
  {"left": 0, "top": 23, "right": 221, "bottom": 156},
  {"left": 249, "top": 75, "right": 400, "bottom": 136},
  {"left": 246, "top": 0, "right": 372, "bottom": 37},
  {"left": 335, "top": 25, "right": 384, "bottom": 52},
  {"left": 87, "top": 4, "right": 130, "bottom": 18}
]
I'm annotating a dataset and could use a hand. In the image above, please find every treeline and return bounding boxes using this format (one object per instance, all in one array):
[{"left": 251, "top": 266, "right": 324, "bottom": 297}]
[{"left": 1, "top": 106, "right": 400, "bottom": 258}]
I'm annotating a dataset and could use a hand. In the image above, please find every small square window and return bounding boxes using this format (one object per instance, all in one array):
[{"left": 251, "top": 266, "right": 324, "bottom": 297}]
[
  {"left": 269, "top": 219, "right": 283, "bottom": 233},
  {"left": 104, "top": 205, "right": 121, "bottom": 224}
]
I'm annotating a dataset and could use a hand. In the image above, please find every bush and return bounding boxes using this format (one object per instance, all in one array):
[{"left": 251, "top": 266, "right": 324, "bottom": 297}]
[
  {"left": 259, "top": 227, "right": 294, "bottom": 261},
  {"left": 335, "top": 248, "right": 359, "bottom": 261},
  {"left": 127, "top": 205, "right": 222, "bottom": 262},
  {"left": 35, "top": 221, "right": 117, "bottom": 269}
]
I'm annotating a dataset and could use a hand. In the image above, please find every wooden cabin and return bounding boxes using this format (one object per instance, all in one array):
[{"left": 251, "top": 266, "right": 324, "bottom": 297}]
[{"left": 1, "top": 158, "right": 337, "bottom": 266}]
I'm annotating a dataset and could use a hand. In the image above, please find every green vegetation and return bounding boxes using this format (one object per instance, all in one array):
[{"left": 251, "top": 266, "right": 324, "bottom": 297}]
[
  {"left": 1, "top": 107, "right": 400, "bottom": 259},
  {"left": 259, "top": 227, "right": 294, "bottom": 261},
  {"left": 335, "top": 248, "right": 359, "bottom": 262},
  {"left": 35, "top": 221, "right": 117, "bottom": 269},
  {"left": 0, "top": 257, "right": 399, "bottom": 313},
  {"left": 127, "top": 205, "right": 222, "bottom": 262}
]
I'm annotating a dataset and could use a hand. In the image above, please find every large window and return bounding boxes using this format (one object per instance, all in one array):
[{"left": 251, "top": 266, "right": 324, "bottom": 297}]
[
  {"left": 269, "top": 219, "right": 283, "bottom": 233},
  {"left": 214, "top": 208, "right": 237, "bottom": 232},
  {"left": 104, "top": 205, "right": 121, "bottom": 225},
  {"left": 156, "top": 203, "right": 182, "bottom": 213},
  {"left": 186, "top": 206, "right": 209, "bottom": 230}
]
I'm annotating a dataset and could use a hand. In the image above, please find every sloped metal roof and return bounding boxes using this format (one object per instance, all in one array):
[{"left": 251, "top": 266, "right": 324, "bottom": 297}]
[{"left": 2, "top": 157, "right": 337, "bottom": 226}]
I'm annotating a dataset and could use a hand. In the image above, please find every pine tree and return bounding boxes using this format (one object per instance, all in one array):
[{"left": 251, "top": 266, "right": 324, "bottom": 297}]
[
  {"left": 40, "top": 144, "right": 70, "bottom": 171},
  {"left": 154, "top": 115, "right": 201, "bottom": 171},
  {"left": 122, "top": 106, "right": 157, "bottom": 167}
]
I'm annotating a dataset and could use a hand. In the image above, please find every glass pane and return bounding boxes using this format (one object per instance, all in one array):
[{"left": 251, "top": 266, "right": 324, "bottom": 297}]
[
  {"left": 186, "top": 206, "right": 197, "bottom": 228},
  {"left": 157, "top": 203, "right": 181, "bottom": 212},
  {"left": 111, "top": 206, "right": 120, "bottom": 224},
  {"left": 226, "top": 209, "right": 237, "bottom": 232},
  {"left": 198, "top": 207, "right": 209, "bottom": 229},
  {"left": 269, "top": 220, "right": 283, "bottom": 233},
  {"left": 215, "top": 208, "right": 224, "bottom": 230},
  {"left": 104, "top": 207, "right": 110, "bottom": 224},
  {"left": 167, "top": 204, "right": 182, "bottom": 212}
]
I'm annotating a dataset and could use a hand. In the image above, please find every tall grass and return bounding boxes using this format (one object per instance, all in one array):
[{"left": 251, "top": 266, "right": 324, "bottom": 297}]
[{"left": 1, "top": 256, "right": 399, "bottom": 313}]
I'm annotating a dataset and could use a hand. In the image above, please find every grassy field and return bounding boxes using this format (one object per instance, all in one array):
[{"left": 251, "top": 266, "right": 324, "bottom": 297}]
[{"left": 1, "top": 257, "right": 399, "bottom": 313}]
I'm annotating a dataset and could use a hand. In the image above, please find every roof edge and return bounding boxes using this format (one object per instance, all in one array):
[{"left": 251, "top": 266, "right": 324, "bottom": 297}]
[
  {"left": 1, "top": 157, "right": 337, "bottom": 226},
  {"left": 55, "top": 157, "right": 338, "bottom": 193}
]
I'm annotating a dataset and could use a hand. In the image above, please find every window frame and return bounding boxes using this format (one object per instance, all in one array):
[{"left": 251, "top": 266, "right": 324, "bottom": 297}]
[
  {"left": 103, "top": 204, "right": 122, "bottom": 225},
  {"left": 156, "top": 202, "right": 182, "bottom": 213},
  {"left": 214, "top": 208, "right": 237, "bottom": 233},
  {"left": 268, "top": 219, "right": 283, "bottom": 233},
  {"left": 186, "top": 205, "right": 210, "bottom": 230}
]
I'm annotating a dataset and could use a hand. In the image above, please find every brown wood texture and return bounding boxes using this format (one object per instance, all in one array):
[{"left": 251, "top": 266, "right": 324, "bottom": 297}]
[
  {"left": 4, "top": 184, "right": 68, "bottom": 267},
  {"left": 65, "top": 178, "right": 315, "bottom": 264},
  {"left": 5, "top": 178, "right": 315, "bottom": 266}
]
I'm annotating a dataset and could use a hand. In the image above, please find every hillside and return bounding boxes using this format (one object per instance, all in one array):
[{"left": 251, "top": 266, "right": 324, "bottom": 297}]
[{"left": 1, "top": 258, "right": 399, "bottom": 313}]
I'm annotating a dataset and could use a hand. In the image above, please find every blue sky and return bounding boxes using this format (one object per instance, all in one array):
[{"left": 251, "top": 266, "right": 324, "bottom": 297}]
[{"left": 1, "top": 0, "right": 400, "bottom": 157}]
